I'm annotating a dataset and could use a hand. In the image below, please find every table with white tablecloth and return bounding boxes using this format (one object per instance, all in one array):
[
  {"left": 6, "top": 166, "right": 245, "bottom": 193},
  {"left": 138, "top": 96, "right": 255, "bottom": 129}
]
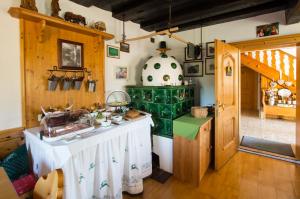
[{"left": 25, "top": 115, "right": 153, "bottom": 199}]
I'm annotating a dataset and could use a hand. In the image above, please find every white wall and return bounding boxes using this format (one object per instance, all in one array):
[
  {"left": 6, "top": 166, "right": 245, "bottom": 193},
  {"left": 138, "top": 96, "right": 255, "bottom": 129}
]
[
  {"left": 0, "top": 0, "right": 22, "bottom": 130},
  {"left": 161, "top": 11, "right": 300, "bottom": 106},
  {"left": 1, "top": 1, "right": 300, "bottom": 130},
  {"left": 0, "top": 0, "right": 156, "bottom": 130}
]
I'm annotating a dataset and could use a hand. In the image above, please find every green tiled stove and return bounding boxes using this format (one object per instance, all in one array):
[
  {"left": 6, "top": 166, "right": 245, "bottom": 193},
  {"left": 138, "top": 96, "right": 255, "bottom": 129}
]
[{"left": 126, "top": 85, "right": 195, "bottom": 138}]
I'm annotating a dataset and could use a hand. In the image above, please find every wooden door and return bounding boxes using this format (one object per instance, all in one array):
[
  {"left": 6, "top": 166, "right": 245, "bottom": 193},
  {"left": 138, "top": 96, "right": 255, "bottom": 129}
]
[
  {"left": 297, "top": 44, "right": 300, "bottom": 159},
  {"left": 241, "top": 67, "right": 258, "bottom": 111},
  {"left": 215, "top": 40, "right": 240, "bottom": 170}
]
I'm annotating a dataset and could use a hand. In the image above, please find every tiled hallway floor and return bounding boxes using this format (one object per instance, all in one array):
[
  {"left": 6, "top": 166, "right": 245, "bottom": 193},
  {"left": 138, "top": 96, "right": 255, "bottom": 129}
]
[{"left": 240, "top": 111, "right": 296, "bottom": 145}]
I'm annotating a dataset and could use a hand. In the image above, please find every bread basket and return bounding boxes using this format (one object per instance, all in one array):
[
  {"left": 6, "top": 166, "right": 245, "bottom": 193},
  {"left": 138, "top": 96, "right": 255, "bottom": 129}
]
[{"left": 191, "top": 106, "right": 208, "bottom": 118}]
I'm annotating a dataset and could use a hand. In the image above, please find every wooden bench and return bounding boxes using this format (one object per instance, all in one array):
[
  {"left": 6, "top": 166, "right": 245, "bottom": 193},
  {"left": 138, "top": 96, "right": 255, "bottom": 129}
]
[
  {"left": 261, "top": 90, "right": 296, "bottom": 121},
  {"left": 0, "top": 127, "right": 25, "bottom": 159}
]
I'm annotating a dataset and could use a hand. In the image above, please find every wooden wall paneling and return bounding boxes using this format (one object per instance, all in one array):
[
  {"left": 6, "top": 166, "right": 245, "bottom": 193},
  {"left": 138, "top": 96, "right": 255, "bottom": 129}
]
[
  {"left": 20, "top": 18, "right": 26, "bottom": 128},
  {"left": 8, "top": 8, "right": 114, "bottom": 127},
  {"left": 241, "top": 67, "right": 258, "bottom": 111},
  {"left": 0, "top": 127, "right": 25, "bottom": 159},
  {"left": 22, "top": 19, "right": 107, "bottom": 127}
]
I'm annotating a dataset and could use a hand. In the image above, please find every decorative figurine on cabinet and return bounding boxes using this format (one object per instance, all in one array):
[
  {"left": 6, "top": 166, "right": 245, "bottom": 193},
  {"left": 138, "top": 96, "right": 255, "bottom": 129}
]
[
  {"left": 51, "top": 0, "right": 61, "bottom": 18},
  {"left": 20, "top": 0, "right": 38, "bottom": 12},
  {"left": 64, "top": 12, "right": 87, "bottom": 26}
]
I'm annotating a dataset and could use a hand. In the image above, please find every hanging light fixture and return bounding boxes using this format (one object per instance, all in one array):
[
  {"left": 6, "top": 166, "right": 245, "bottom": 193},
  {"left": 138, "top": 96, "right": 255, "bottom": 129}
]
[{"left": 120, "top": 16, "right": 130, "bottom": 53}]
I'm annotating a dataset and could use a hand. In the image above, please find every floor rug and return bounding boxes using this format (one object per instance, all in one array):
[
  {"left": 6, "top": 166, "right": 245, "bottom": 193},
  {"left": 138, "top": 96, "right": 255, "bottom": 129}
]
[
  {"left": 150, "top": 167, "right": 172, "bottom": 184},
  {"left": 240, "top": 136, "right": 295, "bottom": 157}
]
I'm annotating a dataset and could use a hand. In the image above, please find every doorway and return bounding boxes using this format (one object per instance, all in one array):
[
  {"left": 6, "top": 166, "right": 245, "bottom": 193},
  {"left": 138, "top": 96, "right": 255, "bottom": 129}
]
[{"left": 239, "top": 46, "right": 297, "bottom": 159}]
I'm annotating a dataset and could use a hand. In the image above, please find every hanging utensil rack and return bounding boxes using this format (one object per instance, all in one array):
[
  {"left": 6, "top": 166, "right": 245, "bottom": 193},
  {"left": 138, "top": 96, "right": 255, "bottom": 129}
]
[{"left": 48, "top": 66, "right": 92, "bottom": 77}]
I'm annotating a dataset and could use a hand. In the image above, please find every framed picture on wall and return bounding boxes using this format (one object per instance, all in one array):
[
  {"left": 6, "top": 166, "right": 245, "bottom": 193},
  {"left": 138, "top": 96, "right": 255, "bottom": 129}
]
[
  {"left": 58, "top": 39, "right": 84, "bottom": 70},
  {"left": 206, "top": 42, "right": 215, "bottom": 57},
  {"left": 205, "top": 58, "right": 215, "bottom": 75},
  {"left": 184, "top": 45, "right": 202, "bottom": 61},
  {"left": 183, "top": 61, "right": 203, "bottom": 77},
  {"left": 107, "top": 45, "right": 120, "bottom": 58},
  {"left": 184, "top": 47, "right": 193, "bottom": 61},
  {"left": 205, "top": 40, "right": 226, "bottom": 58},
  {"left": 120, "top": 42, "right": 130, "bottom": 53},
  {"left": 256, "top": 22, "right": 279, "bottom": 38},
  {"left": 115, "top": 66, "right": 128, "bottom": 80}
]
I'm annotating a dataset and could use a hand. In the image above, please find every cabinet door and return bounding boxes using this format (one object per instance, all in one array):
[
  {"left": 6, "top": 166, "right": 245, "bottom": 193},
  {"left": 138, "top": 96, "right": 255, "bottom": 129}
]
[{"left": 199, "top": 122, "right": 211, "bottom": 181}]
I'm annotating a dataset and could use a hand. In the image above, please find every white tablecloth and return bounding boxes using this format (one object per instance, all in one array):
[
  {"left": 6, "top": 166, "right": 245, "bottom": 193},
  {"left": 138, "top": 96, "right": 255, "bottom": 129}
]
[{"left": 25, "top": 116, "right": 153, "bottom": 199}]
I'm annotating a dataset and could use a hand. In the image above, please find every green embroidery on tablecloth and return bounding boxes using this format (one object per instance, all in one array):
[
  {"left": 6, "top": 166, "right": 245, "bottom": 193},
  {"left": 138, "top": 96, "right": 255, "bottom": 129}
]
[
  {"left": 89, "top": 163, "right": 95, "bottom": 170},
  {"left": 100, "top": 180, "right": 109, "bottom": 190},
  {"left": 79, "top": 173, "right": 85, "bottom": 184},
  {"left": 112, "top": 157, "right": 118, "bottom": 163}
]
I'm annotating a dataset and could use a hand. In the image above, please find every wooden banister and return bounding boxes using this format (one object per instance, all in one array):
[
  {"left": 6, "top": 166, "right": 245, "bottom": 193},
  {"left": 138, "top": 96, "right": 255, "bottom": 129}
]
[
  {"left": 243, "top": 48, "right": 296, "bottom": 82},
  {"left": 241, "top": 53, "right": 296, "bottom": 92}
]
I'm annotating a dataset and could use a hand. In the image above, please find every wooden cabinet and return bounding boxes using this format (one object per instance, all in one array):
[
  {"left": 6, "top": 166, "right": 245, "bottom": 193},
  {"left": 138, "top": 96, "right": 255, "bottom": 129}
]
[
  {"left": 173, "top": 119, "right": 212, "bottom": 187},
  {"left": 199, "top": 122, "right": 211, "bottom": 180}
]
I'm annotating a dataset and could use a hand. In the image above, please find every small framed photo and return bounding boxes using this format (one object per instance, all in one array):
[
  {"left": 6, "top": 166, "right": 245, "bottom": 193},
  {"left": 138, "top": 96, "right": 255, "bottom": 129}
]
[
  {"left": 206, "top": 42, "right": 215, "bottom": 57},
  {"left": 115, "top": 66, "right": 128, "bottom": 80},
  {"left": 184, "top": 45, "right": 202, "bottom": 61},
  {"left": 256, "top": 22, "right": 279, "bottom": 38},
  {"left": 58, "top": 39, "right": 84, "bottom": 70},
  {"left": 205, "top": 58, "right": 215, "bottom": 75},
  {"left": 185, "top": 47, "right": 193, "bottom": 61},
  {"left": 205, "top": 40, "right": 225, "bottom": 58},
  {"left": 183, "top": 61, "right": 203, "bottom": 77},
  {"left": 107, "top": 45, "right": 120, "bottom": 58},
  {"left": 120, "top": 42, "right": 130, "bottom": 53}
]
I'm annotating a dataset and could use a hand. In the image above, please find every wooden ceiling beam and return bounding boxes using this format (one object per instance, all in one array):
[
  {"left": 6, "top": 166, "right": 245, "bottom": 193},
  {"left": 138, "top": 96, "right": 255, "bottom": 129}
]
[
  {"left": 141, "top": 0, "right": 279, "bottom": 31},
  {"left": 70, "top": 0, "right": 132, "bottom": 11},
  {"left": 70, "top": 0, "right": 94, "bottom": 7},
  {"left": 177, "top": 1, "right": 286, "bottom": 31},
  {"left": 112, "top": 0, "right": 162, "bottom": 21},
  {"left": 112, "top": 0, "right": 194, "bottom": 21},
  {"left": 286, "top": 0, "right": 300, "bottom": 24}
]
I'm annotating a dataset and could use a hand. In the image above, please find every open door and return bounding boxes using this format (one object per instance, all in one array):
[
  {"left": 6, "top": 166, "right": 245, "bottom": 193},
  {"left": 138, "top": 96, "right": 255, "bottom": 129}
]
[
  {"left": 215, "top": 40, "right": 240, "bottom": 170},
  {"left": 297, "top": 44, "right": 300, "bottom": 160}
]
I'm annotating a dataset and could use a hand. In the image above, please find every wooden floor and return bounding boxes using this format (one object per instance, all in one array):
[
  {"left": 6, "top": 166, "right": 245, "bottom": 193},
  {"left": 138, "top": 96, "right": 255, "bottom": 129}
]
[{"left": 124, "top": 152, "right": 300, "bottom": 199}]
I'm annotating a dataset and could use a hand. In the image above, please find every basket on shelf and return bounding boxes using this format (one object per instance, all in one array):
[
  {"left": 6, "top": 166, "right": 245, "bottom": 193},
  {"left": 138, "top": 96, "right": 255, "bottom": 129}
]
[{"left": 191, "top": 106, "right": 208, "bottom": 118}]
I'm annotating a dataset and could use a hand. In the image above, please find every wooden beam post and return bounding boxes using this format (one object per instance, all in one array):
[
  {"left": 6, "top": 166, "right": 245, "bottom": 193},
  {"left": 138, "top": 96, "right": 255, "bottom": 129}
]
[{"left": 286, "top": 0, "right": 300, "bottom": 24}]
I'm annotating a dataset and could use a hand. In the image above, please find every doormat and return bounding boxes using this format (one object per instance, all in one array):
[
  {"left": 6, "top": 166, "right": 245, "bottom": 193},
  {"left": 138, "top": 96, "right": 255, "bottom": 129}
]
[
  {"left": 240, "top": 136, "right": 295, "bottom": 157},
  {"left": 150, "top": 167, "right": 172, "bottom": 184}
]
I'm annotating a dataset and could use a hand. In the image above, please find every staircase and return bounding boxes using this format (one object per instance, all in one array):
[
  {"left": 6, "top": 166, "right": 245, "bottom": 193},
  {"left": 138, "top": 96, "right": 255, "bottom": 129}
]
[{"left": 241, "top": 49, "right": 296, "bottom": 92}]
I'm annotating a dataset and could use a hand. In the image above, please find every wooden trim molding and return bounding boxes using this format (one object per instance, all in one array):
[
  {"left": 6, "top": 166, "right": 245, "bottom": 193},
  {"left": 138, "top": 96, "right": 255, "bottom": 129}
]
[
  {"left": 230, "top": 33, "right": 300, "bottom": 51},
  {"left": 8, "top": 7, "right": 114, "bottom": 40},
  {"left": 296, "top": 44, "right": 300, "bottom": 159}
]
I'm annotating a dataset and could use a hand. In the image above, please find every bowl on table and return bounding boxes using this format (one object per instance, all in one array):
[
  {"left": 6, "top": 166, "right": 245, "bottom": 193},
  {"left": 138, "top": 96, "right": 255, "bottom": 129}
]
[
  {"left": 100, "top": 120, "right": 112, "bottom": 127},
  {"left": 111, "top": 115, "right": 123, "bottom": 123}
]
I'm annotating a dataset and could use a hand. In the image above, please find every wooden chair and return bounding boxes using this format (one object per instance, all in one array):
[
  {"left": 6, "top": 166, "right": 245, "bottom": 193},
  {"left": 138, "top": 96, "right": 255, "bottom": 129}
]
[{"left": 33, "top": 169, "right": 64, "bottom": 199}]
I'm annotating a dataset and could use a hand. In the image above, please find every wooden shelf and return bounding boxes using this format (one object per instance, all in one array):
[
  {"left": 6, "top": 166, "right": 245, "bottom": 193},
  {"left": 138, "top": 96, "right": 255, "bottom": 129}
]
[{"left": 8, "top": 7, "right": 114, "bottom": 40}]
